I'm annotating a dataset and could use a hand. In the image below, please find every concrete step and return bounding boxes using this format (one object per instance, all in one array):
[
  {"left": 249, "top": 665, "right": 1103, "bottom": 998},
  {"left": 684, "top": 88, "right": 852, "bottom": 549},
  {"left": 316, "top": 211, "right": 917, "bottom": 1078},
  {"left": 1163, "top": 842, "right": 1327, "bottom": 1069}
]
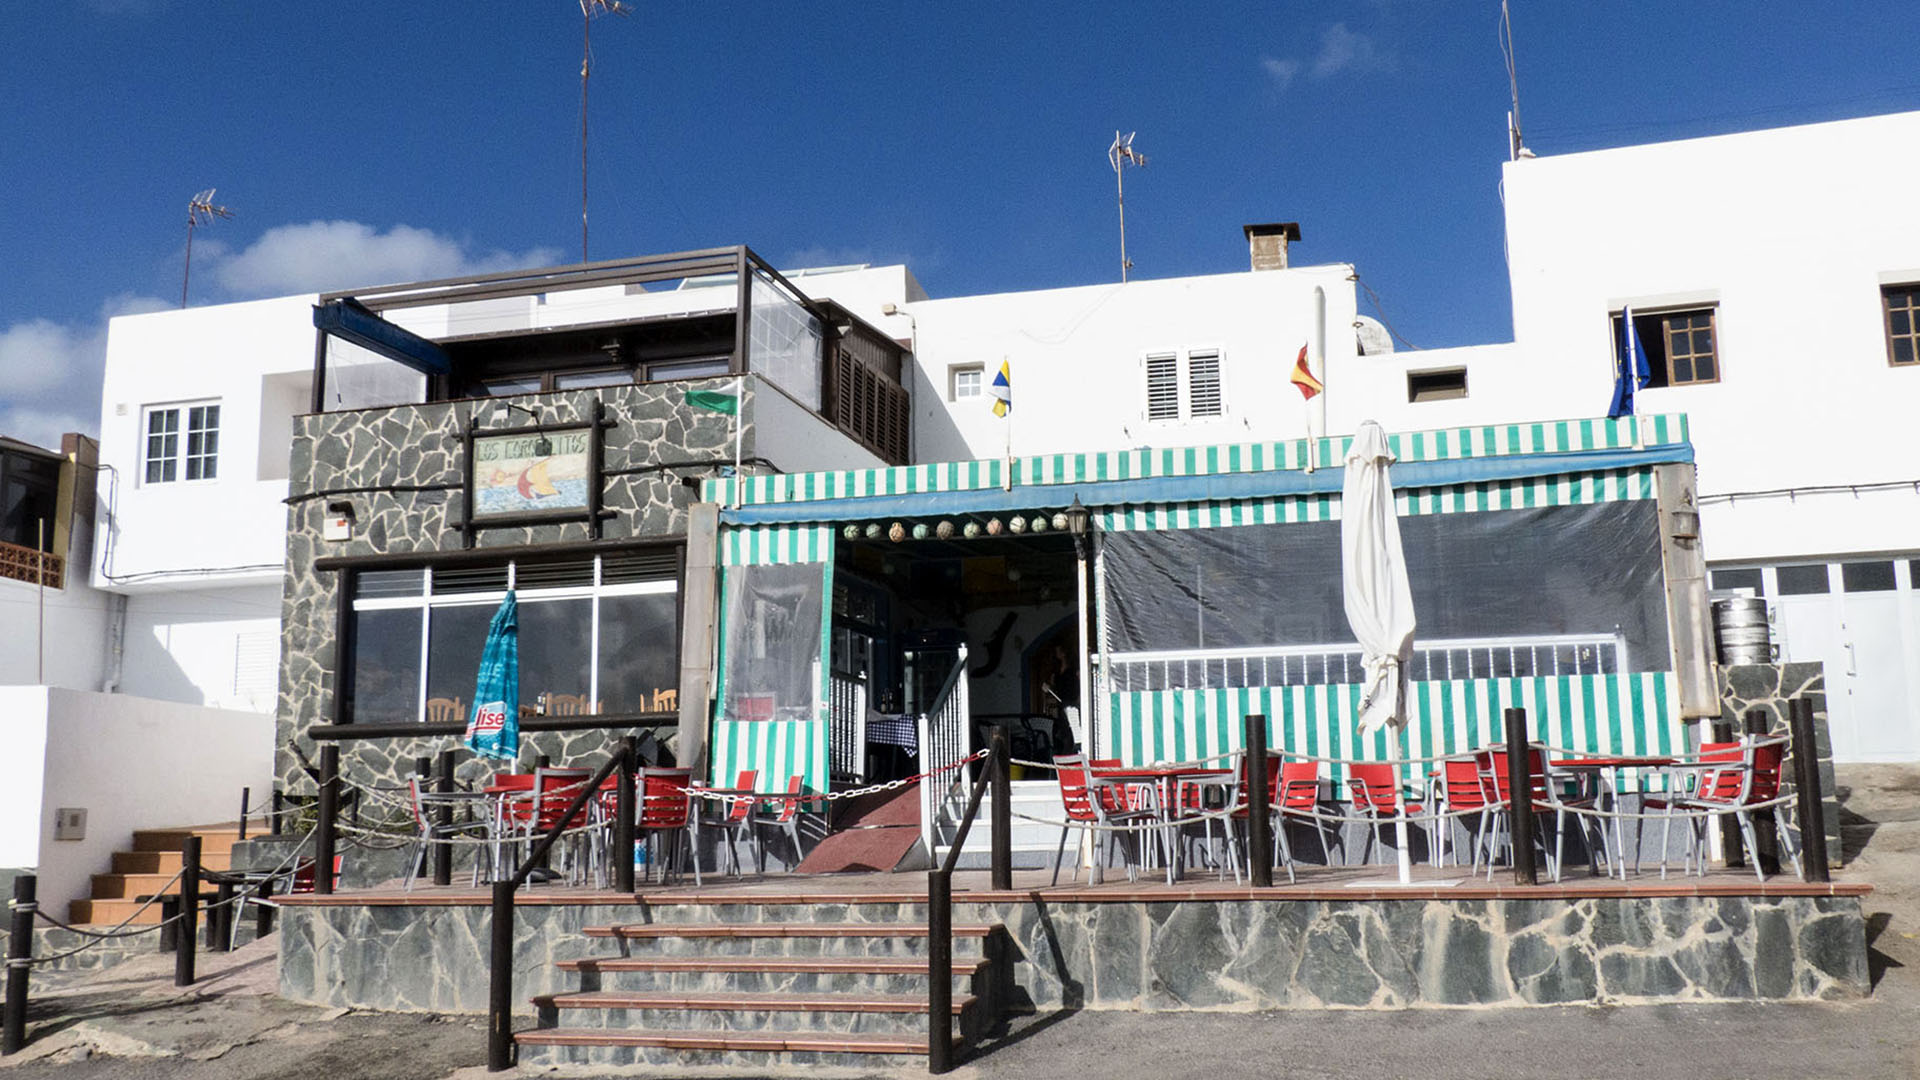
[
  {"left": 67, "top": 898, "right": 165, "bottom": 926},
  {"left": 515, "top": 1027, "right": 946, "bottom": 1069},
  {"left": 111, "top": 849, "right": 236, "bottom": 875},
  {"left": 531, "top": 989, "right": 977, "bottom": 1037},
  {"left": 87, "top": 872, "right": 180, "bottom": 901},
  {"left": 580, "top": 922, "right": 997, "bottom": 958},
  {"left": 132, "top": 828, "right": 243, "bottom": 856},
  {"left": 555, "top": 954, "right": 991, "bottom": 996}
]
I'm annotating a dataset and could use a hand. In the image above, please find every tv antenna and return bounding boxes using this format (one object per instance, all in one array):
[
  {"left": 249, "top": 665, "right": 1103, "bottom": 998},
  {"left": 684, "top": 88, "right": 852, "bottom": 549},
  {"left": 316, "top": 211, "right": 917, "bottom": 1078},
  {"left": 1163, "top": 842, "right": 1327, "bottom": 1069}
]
[
  {"left": 1108, "top": 131, "right": 1147, "bottom": 282},
  {"left": 181, "top": 188, "right": 233, "bottom": 308},
  {"left": 576, "top": 0, "right": 631, "bottom": 264},
  {"left": 1501, "top": 1, "right": 1531, "bottom": 160}
]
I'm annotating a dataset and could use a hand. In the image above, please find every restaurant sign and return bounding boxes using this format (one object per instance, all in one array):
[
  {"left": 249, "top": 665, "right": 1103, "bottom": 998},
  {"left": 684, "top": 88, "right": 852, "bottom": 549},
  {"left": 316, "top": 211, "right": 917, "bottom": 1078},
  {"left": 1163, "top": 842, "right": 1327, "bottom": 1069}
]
[{"left": 469, "top": 426, "right": 597, "bottom": 523}]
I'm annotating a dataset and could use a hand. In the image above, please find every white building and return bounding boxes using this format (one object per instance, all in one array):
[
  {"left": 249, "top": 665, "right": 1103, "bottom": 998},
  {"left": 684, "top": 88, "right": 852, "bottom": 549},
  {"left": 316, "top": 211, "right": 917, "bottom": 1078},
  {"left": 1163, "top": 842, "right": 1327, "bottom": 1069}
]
[{"left": 82, "top": 108, "right": 1920, "bottom": 770}]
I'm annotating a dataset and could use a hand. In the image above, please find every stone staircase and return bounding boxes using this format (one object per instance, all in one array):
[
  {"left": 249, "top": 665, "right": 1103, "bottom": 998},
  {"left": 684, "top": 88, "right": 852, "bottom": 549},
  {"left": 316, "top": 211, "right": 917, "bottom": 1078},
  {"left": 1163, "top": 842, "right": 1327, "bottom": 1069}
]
[
  {"left": 517, "top": 908, "right": 1009, "bottom": 1068},
  {"left": 68, "top": 826, "right": 242, "bottom": 926}
]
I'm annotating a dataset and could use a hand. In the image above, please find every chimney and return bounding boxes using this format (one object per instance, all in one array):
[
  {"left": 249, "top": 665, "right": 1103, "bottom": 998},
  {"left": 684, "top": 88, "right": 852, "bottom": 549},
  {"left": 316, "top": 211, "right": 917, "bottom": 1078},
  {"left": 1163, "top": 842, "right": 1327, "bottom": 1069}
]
[{"left": 1243, "top": 222, "right": 1302, "bottom": 271}]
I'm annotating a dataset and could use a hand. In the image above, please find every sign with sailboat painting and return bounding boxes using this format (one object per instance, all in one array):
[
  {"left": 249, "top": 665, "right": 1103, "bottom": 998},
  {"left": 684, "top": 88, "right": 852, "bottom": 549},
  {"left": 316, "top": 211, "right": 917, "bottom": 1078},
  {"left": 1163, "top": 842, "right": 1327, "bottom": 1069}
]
[{"left": 470, "top": 427, "right": 594, "bottom": 520}]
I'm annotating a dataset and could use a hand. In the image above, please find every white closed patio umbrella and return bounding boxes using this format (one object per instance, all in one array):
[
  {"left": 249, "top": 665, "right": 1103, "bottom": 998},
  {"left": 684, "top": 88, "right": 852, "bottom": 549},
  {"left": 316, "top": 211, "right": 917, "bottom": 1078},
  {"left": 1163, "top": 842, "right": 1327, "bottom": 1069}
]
[{"left": 1341, "top": 420, "right": 1418, "bottom": 883}]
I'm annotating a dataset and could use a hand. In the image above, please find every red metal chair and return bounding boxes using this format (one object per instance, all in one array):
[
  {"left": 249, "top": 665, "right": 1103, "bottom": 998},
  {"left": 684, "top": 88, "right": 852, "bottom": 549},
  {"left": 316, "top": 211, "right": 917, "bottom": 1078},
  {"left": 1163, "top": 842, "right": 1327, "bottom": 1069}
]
[
  {"left": 1078, "top": 757, "right": 1163, "bottom": 882},
  {"left": 750, "top": 775, "right": 815, "bottom": 873},
  {"left": 1347, "top": 762, "right": 1429, "bottom": 868},
  {"left": 636, "top": 767, "right": 694, "bottom": 885},
  {"left": 1644, "top": 739, "right": 1801, "bottom": 881},
  {"left": 1049, "top": 755, "right": 1100, "bottom": 885},
  {"left": 696, "top": 769, "right": 760, "bottom": 878}
]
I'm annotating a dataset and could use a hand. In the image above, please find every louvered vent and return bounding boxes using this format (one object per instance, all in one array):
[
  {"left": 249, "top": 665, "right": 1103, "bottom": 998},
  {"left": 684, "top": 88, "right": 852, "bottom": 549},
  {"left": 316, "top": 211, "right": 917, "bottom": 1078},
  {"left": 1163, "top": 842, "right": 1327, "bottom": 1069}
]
[
  {"left": 1188, "top": 350, "right": 1223, "bottom": 417},
  {"left": 1145, "top": 353, "right": 1179, "bottom": 420}
]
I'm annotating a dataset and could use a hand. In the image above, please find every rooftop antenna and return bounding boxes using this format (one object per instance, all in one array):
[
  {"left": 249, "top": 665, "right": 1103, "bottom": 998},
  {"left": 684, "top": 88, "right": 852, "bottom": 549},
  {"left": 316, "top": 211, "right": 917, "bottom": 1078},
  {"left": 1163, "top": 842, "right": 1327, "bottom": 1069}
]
[
  {"left": 1108, "top": 131, "right": 1147, "bottom": 282},
  {"left": 181, "top": 188, "right": 233, "bottom": 308},
  {"left": 576, "top": 0, "right": 631, "bottom": 264},
  {"left": 1501, "top": 1, "right": 1532, "bottom": 161}
]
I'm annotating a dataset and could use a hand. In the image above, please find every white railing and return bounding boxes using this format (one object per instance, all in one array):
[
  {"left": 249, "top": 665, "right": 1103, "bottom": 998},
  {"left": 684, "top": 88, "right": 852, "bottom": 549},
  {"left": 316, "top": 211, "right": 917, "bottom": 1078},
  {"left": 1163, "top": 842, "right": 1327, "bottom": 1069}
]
[
  {"left": 828, "top": 674, "right": 868, "bottom": 785},
  {"left": 914, "top": 645, "right": 971, "bottom": 862},
  {"left": 1105, "top": 632, "right": 1628, "bottom": 693}
]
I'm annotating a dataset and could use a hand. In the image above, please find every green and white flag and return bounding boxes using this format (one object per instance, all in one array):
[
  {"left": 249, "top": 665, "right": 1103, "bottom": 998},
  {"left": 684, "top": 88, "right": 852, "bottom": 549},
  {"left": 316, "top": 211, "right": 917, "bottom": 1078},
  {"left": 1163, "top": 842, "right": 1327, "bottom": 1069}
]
[{"left": 686, "top": 387, "right": 739, "bottom": 415}]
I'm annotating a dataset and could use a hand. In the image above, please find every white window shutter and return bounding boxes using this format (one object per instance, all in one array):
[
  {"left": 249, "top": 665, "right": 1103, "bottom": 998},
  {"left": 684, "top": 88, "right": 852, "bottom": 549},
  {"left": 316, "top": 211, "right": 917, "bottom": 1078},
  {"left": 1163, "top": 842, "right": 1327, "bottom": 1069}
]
[
  {"left": 1187, "top": 350, "right": 1223, "bottom": 418},
  {"left": 1145, "top": 353, "right": 1179, "bottom": 421}
]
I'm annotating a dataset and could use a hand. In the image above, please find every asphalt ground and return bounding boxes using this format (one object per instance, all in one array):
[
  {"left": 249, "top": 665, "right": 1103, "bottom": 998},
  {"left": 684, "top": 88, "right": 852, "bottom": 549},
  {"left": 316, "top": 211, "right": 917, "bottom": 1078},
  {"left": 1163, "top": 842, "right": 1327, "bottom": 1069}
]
[{"left": 5, "top": 764, "right": 1919, "bottom": 1080}]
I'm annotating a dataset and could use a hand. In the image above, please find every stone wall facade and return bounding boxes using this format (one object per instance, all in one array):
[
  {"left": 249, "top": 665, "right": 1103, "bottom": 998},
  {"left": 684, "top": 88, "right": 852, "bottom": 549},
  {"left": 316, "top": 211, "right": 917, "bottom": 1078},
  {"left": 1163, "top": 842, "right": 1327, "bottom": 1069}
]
[
  {"left": 1718, "top": 662, "right": 1843, "bottom": 868},
  {"left": 276, "top": 380, "right": 756, "bottom": 796},
  {"left": 278, "top": 892, "right": 1869, "bottom": 1015}
]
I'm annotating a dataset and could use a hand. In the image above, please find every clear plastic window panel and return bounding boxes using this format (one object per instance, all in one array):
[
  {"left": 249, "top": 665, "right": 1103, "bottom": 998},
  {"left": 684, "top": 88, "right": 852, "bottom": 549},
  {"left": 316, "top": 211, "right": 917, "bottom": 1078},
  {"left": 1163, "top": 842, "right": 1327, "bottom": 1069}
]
[
  {"left": 1102, "top": 501, "right": 1665, "bottom": 691},
  {"left": 721, "top": 563, "right": 825, "bottom": 722},
  {"left": 748, "top": 273, "right": 822, "bottom": 412},
  {"left": 323, "top": 337, "right": 428, "bottom": 412}
]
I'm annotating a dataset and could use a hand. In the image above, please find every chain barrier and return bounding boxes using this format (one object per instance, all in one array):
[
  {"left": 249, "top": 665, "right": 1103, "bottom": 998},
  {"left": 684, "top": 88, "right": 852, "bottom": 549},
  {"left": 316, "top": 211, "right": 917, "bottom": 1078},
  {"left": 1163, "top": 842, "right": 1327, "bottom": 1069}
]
[{"left": 677, "top": 749, "right": 990, "bottom": 805}]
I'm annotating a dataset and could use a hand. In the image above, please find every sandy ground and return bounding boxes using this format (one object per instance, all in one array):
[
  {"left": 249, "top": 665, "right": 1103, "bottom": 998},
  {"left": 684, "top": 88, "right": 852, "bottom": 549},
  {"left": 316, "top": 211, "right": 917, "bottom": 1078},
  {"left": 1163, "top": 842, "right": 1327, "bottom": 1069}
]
[{"left": 3, "top": 765, "right": 1919, "bottom": 1080}]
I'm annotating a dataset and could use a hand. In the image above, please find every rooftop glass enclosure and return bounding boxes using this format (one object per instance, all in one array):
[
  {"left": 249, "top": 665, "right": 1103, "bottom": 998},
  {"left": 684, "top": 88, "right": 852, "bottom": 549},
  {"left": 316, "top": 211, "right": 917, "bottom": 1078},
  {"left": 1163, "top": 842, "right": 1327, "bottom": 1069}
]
[{"left": 307, "top": 247, "right": 824, "bottom": 416}]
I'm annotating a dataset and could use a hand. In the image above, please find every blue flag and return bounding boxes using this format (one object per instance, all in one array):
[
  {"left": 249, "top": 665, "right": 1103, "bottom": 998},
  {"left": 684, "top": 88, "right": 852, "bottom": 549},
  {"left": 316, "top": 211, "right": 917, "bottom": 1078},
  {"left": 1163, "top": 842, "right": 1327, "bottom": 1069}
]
[
  {"left": 1608, "top": 307, "right": 1652, "bottom": 419},
  {"left": 463, "top": 590, "right": 520, "bottom": 761}
]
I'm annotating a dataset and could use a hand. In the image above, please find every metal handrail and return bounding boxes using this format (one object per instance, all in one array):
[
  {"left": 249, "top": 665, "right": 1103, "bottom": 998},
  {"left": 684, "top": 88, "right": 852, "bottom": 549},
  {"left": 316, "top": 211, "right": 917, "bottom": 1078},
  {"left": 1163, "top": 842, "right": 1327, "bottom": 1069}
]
[
  {"left": 488, "top": 743, "right": 635, "bottom": 1071},
  {"left": 928, "top": 728, "right": 1006, "bottom": 1074}
]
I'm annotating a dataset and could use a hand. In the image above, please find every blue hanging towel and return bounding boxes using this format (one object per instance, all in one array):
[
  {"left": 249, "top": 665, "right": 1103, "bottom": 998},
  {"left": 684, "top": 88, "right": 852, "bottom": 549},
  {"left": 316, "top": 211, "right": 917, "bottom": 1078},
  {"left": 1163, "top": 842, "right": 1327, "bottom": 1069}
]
[{"left": 464, "top": 590, "right": 521, "bottom": 761}]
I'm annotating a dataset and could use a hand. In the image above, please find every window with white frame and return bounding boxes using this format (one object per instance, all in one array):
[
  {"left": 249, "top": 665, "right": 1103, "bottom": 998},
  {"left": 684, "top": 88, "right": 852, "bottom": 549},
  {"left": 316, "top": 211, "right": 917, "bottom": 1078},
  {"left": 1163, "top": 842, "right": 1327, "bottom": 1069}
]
[
  {"left": 343, "top": 551, "right": 680, "bottom": 724},
  {"left": 1143, "top": 349, "right": 1226, "bottom": 421},
  {"left": 143, "top": 402, "right": 220, "bottom": 483},
  {"left": 949, "top": 364, "right": 984, "bottom": 401}
]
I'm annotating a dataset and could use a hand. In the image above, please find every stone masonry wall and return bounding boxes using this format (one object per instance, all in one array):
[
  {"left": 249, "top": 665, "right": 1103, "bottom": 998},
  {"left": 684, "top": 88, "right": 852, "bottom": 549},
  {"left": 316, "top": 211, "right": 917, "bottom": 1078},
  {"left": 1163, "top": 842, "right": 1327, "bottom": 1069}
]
[
  {"left": 276, "top": 379, "right": 756, "bottom": 799},
  {"left": 1719, "top": 662, "right": 1843, "bottom": 868},
  {"left": 278, "top": 893, "right": 1869, "bottom": 1015}
]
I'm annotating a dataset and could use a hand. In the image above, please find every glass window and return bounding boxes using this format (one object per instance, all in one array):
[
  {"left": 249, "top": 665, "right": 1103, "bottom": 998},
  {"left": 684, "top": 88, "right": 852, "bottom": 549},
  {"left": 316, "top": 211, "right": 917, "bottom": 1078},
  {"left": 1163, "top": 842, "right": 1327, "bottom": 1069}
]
[
  {"left": 1776, "top": 564, "right": 1831, "bottom": 595},
  {"left": 1886, "top": 285, "right": 1920, "bottom": 367},
  {"left": 950, "top": 365, "right": 983, "bottom": 401},
  {"left": 1710, "top": 568, "right": 1764, "bottom": 596},
  {"left": 553, "top": 369, "right": 634, "bottom": 390},
  {"left": 480, "top": 376, "right": 544, "bottom": 396},
  {"left": 0, "top": 450, "right": 60, "bottom": 551},
  {"left": 345, "top": 552, "right": 679, "bottom": 723},
  {"left": 597, "top": 591, "right": 680, "bottom": 713},
  {"left": 1841, "top": 560, "right": 1897, "bottom": 592},
  {"left": 721, "top": 563, "right": 824, "bottom": 721},
  {"left": 1612, "top": 307, "right": 1719, "bottom": 389},
  {"left": 143, "top": 402, "right": 218, "bottom": 483},
  {"left": 348, "top": 607, "right": 423, "bottom": 724}
]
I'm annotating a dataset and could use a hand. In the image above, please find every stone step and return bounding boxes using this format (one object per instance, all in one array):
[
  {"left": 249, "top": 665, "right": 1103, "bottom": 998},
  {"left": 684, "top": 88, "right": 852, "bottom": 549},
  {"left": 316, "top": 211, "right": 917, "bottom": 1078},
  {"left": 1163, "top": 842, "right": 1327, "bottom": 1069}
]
[
  {"left": 580, "top": 922, "right": 997, "bottom": 958},
  {"left": 531, "top": 989, "right": 976, "bottom": 1037},
  {"left": 601, "top": 901, "right": 934, "bottom": 925},
  {"left": 514, "top": 1027, "right": 947, "bottom": 1069},
  {"left": 555, "top": 955, "right": 991, "bottom": 996}
]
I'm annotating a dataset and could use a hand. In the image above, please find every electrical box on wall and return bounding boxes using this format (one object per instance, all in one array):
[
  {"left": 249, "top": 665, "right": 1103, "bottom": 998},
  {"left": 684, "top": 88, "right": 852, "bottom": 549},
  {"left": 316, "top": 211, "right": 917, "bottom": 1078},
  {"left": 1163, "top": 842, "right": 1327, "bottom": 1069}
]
[
  {"left": 54, "top": 807, "right": 86, "bottom": 841},
  {"left": 323, "top": 501, "right": 355, "bottom": 542}
]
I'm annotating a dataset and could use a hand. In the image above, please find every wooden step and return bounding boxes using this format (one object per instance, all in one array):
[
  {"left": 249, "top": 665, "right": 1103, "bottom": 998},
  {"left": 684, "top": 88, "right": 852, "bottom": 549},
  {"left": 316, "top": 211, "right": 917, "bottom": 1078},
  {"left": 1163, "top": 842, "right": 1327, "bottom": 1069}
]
[
  {"left": 132, "top": 828, "right": 242, "bottom": 855},
  {"left": 68, "top": 898, "right": 166, "bottom": 926},
  {"left": 88, "top": 872, "right": 180, "bottom": 900},
  {"left": 112, "top": 849, "right": 236, "bottom": 875},
  {"left": 514, "top": 1028, "right": 946, "bottom": 1056},
  {"left": 584, "top": 923, "right": 996, "bottom": 940},
  {"left": 532, "top": 990, "right": 975, "bottom": 1015},
  {"left": 557, "top": 956, "right": 989, "bottom": 976}
]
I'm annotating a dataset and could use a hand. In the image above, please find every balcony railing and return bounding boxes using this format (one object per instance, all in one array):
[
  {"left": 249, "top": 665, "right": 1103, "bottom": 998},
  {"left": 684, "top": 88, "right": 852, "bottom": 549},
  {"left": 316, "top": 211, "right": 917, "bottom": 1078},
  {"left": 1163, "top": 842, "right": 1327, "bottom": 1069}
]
[
  {"left": 1104, "top": 632, "right": 1628, "bottom": 693},
  {"left": 0, "top": 540, "right": 62, "bottom": 590}
]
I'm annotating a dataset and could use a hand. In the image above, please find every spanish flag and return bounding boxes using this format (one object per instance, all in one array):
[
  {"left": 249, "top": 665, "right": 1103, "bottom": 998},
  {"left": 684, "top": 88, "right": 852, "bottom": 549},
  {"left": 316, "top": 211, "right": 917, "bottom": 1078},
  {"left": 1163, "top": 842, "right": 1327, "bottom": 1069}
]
[
  {"left": 1289, "top": 343, "right": 1323, "bottom": 400},
  {"left": 989, "top": 359, "right": 1012, "bottom": 417}
]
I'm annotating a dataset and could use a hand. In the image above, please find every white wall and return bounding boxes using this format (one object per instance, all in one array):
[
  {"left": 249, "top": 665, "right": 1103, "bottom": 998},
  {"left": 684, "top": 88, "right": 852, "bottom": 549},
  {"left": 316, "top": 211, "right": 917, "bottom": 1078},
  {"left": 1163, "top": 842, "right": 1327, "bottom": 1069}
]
[
  {"left": 903, "top": 265, "right": 1360, "bottom": 463},
  {"left": 96, "top": 295, "right": 318, "bottom": 593},
  {"left": 0, "top": 688, "right": 50, "bottom": 868},
  {"left": 1499, "top": 111, "right": 1920, "bottom": 559},
  {"left": 34, "top": 689, "right": 275, "bottom": 909},
  {"left": 117, "top": 584, "right": 283, "bottom": 711},
  {"left": 751, "top": 376, "right": 886, "bottom": 476},
  {"left": 0, "top": 576, "right": 109, "bottom": 692},
  {"left": 0, "top": 688, "right": 273, "bottom": 910}
]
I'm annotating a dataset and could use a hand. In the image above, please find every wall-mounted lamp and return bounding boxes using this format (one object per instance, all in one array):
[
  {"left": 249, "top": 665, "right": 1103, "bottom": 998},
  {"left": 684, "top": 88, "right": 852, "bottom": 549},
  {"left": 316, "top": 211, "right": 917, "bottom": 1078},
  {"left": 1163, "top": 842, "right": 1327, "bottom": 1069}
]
[
  {"left": 501, "top": 401, "right": 553, "bottom": 455},
  {"left": 1064, "top": 495, "right": 1091, "bottom": 557},
  {"left": 880, "top": 302, "right": 917, "bottom": 351},
  {"left": 1669, "top": 508, "right": 1700, "bottom": 544}
]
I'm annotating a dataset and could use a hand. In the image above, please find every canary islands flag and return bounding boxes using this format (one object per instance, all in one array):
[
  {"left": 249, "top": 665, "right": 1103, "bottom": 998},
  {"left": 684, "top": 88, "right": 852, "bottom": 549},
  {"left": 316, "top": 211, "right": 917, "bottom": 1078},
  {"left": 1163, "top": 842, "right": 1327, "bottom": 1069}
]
[
  {"left": 1290, "top": 344, "right": 1324, "bottom": 400},
  {"left": 989, "top": 360, "right": 1012, "bottom": 417}
]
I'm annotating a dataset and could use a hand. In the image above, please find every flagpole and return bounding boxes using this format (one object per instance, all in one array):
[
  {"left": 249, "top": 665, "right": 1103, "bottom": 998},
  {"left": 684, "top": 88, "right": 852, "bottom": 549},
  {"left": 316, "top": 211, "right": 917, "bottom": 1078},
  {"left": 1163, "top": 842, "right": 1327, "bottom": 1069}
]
[
  {"left": 1001, "top": 355, "right": 1013, "bottom": 491},
  {"left": 1312, "top": 285, "right": 1328, "bottom": 469}
]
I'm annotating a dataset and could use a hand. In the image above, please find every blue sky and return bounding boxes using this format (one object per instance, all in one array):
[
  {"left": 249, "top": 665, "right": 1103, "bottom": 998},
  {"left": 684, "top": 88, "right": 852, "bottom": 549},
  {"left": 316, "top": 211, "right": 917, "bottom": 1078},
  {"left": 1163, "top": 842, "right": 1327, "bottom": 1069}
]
[{"left": 4, "top": 1, "right": 1918, "bottom": 445}]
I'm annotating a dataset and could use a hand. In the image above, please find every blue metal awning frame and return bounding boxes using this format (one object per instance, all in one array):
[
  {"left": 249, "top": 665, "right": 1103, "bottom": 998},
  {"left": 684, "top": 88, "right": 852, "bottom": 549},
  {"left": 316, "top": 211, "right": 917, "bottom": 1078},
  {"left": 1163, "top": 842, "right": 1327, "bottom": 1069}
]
[
  {"left": 719, "top": 443, "right": 1694, "bottom": 525},
  {"left": 313, "top": 299, "right": 453, "bottom": 376}
]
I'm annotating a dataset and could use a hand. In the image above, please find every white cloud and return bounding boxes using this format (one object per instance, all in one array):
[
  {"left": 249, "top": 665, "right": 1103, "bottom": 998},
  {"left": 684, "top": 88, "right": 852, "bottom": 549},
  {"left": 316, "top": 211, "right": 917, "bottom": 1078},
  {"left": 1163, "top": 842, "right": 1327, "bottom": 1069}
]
[
  {"left": 211, "top": 221, "right": 561, "bottom": 298},
  {"left": 1262, "top": 23, "right": 1393, "bottom": 91},
  {"left": 0, "top": 294, "right": 167, "bottom": 447}
]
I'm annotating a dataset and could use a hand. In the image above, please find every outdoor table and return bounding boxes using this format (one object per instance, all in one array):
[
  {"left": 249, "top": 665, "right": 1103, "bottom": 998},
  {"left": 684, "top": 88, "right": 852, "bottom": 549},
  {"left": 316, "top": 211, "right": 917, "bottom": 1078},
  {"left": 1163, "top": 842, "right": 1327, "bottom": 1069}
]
[
  {"left": 1547, "top": 755, "right": 1677, "bottom": 879},
  {"left": 1089, "top": 765, "right": 1233, "bottom": 884}
]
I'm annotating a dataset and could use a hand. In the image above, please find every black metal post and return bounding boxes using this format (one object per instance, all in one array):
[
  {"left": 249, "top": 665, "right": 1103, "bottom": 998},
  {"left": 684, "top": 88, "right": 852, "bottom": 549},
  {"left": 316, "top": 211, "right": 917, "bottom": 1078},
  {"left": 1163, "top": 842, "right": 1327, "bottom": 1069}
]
[
  {"left": 1245, "top": 714, "right": 1273, "bottom": 888},
  {"left": 487, "top": 881, "right": 515, "bottom": 1071},
  {"left": 3, "top": 874, "right": 33, "bottom": 1055},
  {"left": 159, "top": 898, "right": 179, "bottom": 953},
  {"left": 176, "top": 836, "right": 200, "bottom": 987},
  {"left": 927, "top": 868, "right": 953, "bottom": 1073},
  {"left": 315, "top": 745, "right": 339, "bottom": 896},
  {"left": 989, "top": 727, "right": 1012, "bottom": 891},
  {"left": 209, "top": 880, "right": 234, "bottom": 952},
  {"left": 1788, "top": 697, "right": 1832, "bottom": 882},
  {"left": 238, "top": 787, "right": 251, "bottom": 841},
  {"left": 434, "top": 750, "right": 456, "bottom": 887},
  {"left": 1744, "top": 709, "right": 1780, "bottom": 874},
  {"left": 270, "top": 788, "right": 283, "bottom": 837},
  {"left": 614, "top": 739, "right": 637, "bottom": 894},
  {"left": 254, "top": 879, "right": 275, "bottom": 940},
  {"left": 1504, "top": 708, "right": 1538, "bottom": 886}
]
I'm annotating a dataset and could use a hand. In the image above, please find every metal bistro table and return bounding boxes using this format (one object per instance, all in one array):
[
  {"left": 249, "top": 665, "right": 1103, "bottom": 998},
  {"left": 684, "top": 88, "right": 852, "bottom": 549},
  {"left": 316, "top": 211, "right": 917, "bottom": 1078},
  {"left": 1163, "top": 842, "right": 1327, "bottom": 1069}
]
[
  {"left": 1089, "top": 764, "right": 1234, "bottom": 884},
  {"left": 1547, "top": 754, "right": 1676, "bottom": 879}
]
